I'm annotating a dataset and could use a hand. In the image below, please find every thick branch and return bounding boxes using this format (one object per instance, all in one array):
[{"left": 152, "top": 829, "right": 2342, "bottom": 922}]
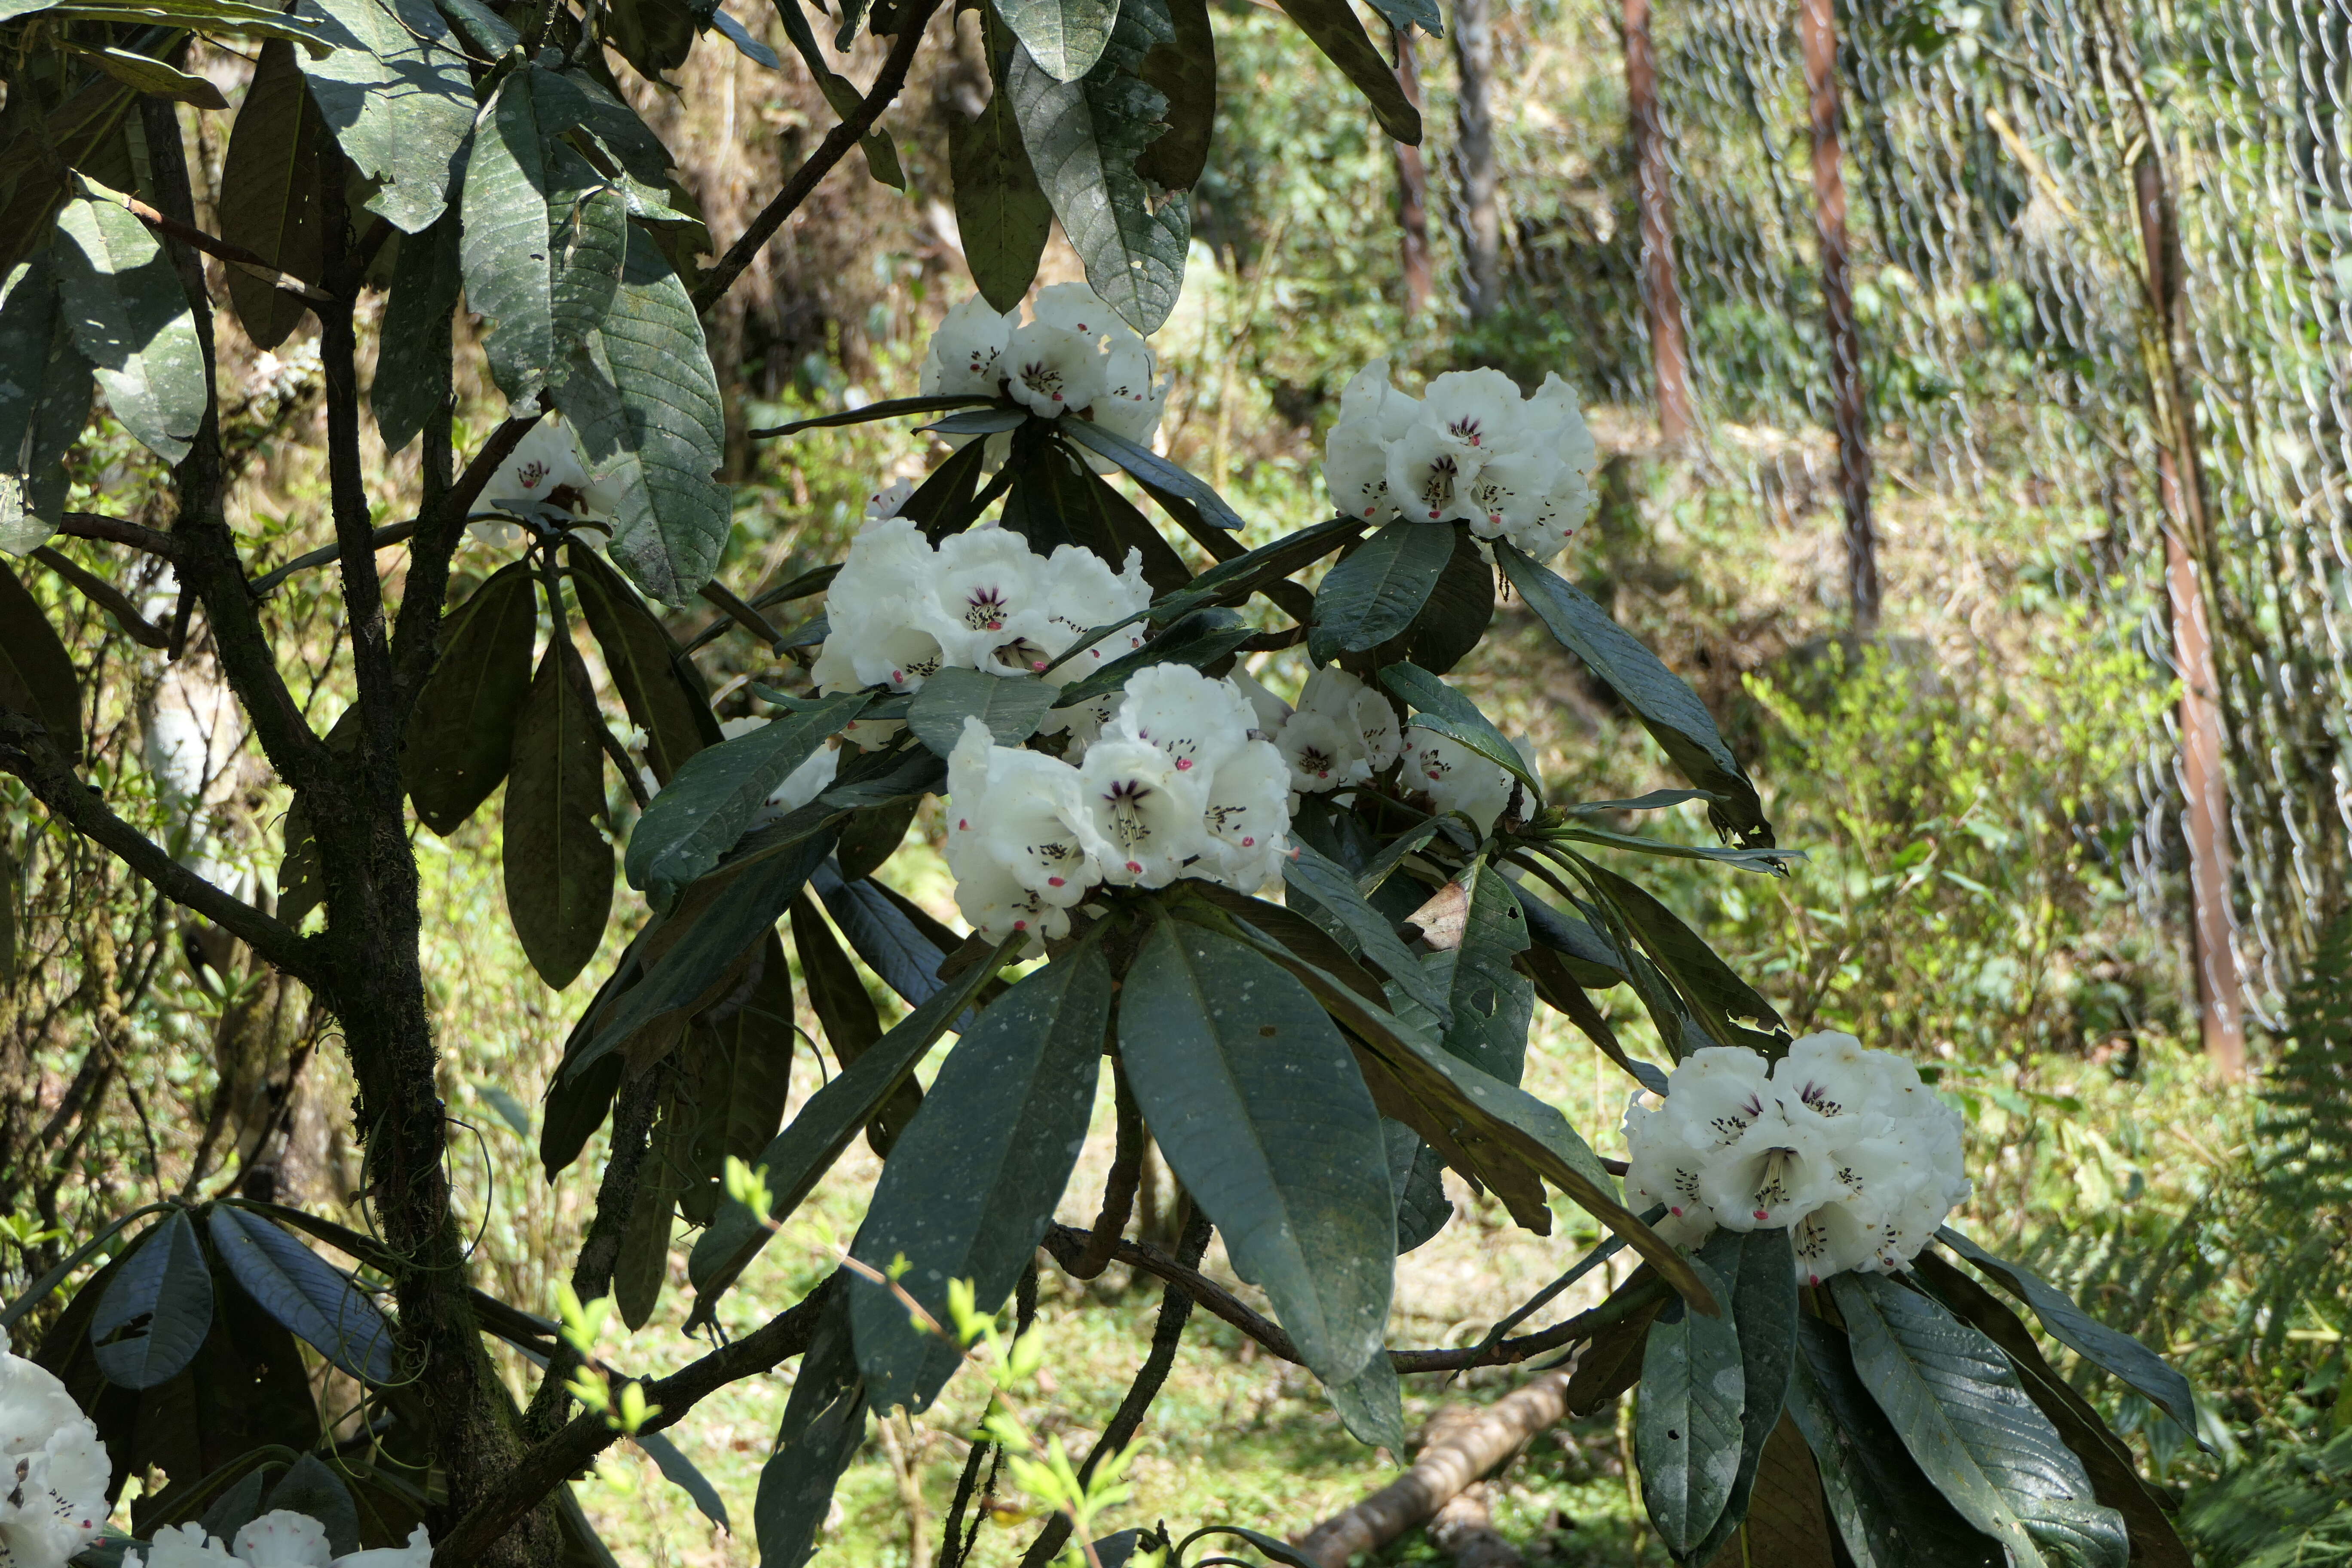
[
  {"left": 389, "top": 416, "right": 536, "bottom": 707},
  {"left": 317, "top": 169, "right": 401, "bottom": 763},
  {"left": 436, "top": 1276, "right": 839, "bottom": 1565},
  {"left": 32, "top": 547, "right": 169, "bottom": 648},
  {"left": 1037, "top": 1225, "right": 1662, "bottom": 1374},
  {"left": 0, "top": 731, "right": 318, "bottom": 982},
  {"left": 58, "top": 512, "right": 181, "bottom": 559},
  {"left": 692, "top": 0, "right": 946, "bottom": 312}
]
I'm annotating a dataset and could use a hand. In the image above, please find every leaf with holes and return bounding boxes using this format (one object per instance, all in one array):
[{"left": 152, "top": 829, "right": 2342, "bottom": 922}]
[
  {"left": 1119, "top": 918, "right": 1393, "bottom": 1384},
  {"left": 89, "top": 1211, "right": 213, "bottom": 1389},
  {"left": 849, "top": 944, "right": 1112, "bottom": 1412},
  {"left": 1637, "top": 1253, "right": 1744, "bottom": 1556}
]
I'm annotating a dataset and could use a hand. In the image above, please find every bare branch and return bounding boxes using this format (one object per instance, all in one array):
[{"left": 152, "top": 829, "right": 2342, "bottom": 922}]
[
  {"left": 692, "top": 0, "right": 946, "bottom": 312},
  {"left": 0, "top": 728, "right": 320, "bottom": 984},
  {"left": 117, "top": 187, "right": 334, "bottom": 304},
  {"left": 31, "top": 547, "right": 170, "bottom": 648},
  {"left": 57, "top": 512, "right": 181, "bottom": 559}
]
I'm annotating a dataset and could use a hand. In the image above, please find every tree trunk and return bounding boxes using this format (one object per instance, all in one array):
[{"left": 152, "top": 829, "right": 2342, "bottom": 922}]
[
  {"left": 2133, "top": 150, "right": 2246, "bottom": 1078},
  {"left": 1620, "top": 0, "right": 1693, "bottom": 444},
  {"left": 1393, "top": 25, "right": 1434, "bottom": 322},
  {"left": 1798, "top": 0, "right": 1878, "bottom": 629},
  {"left": 1450, "top": 0, "right": 1501, "bottom": 324}
]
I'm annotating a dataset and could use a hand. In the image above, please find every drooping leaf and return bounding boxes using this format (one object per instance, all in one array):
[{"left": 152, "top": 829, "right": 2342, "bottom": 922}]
[
  {"left": 685, "top": 940, "right": 1014, "bottom": 1327},
  {"left": 1637, "top": 1253, "right": 1744, "bottom": 1556},
  {"left": 615, "top": 1100, "right": 683, "bottom": 1329},
  {"left": 1495, "top": 541, "right": 1772, "bottom": 847},
  {"left": 504, "top": 636, "right": 615, "bottom": 989},
  {"left": 460, "top": 71, "right": 556, "bottom": 404},
  {"left": 1380, "top": 660, "right": 1538, "bottom": 794},
  {"left": 1425, "top": 860, "right": 1531, "bottom": 1084},
  {"left": 214, "top": 39, "right": 324, "bottom": 351},
  {"left": 810, "top": 859, "right": 959, "bottom": 1011},
  {"left": 1703, "top": 1417, "right": 1837, "bottom": 1568},
  {"left": 1935, "top": 1226, "right": 2199, "bottom": 1436},
  {"left": 1058, "top": 413, "right": 1242, "bottom": 530},
  {"left": 1384, "top": 518, "right": 1494, "bottom": 676},
  {"left": 1005, "top": 0, "right": 1189, "bottom": 333},
  {"left": 1574, "top": 856, "right": 1785, "bottom": 1045},
  {"left": 294, "top": 0, "right": 475, "bottom": 233},
  {"left": 1118, "top": 918, "right": 1393, "bottom": 1384},
  {"left": 3, "top": 0, "right": 329, "bottom": 45},
  {"left": 906, "top": 668, "right": 1056, "bottom": 758},
  {"left": 792, "top": 891, "right": 920, "bottom": 1154},
  {"left": 59, "top": 42, "right": 230, "bottom": 105},
  {"left": 559, "top": 226, "right": 732, "bottom": 604},
  {"left": 570, "top": 544, "right": 719, "bottom": 786},
  {"left": 403, "top": 562, "right": 536, "bottom": 835},
  {"left": 633, "top": 1429, "right": 731, "bottom": 1534},
  {"left": 760, "top": 0, "right": 902, "bottom": 185},
  {"left": 52, "top": 181, "right": 207, "bottom": 466},
  {"left": 624, "top": 690, "right": 866, "bottom": 906},
  {"left": 1308, "top": 520, "right": 1453, "bottom": 662},
  {"left": 548, "top": 180, "right": 631, "bottom": 373},
  {"left": 1270, "top": 0, "right": 1419, "bottom": 142},
  {"left": 1328, "top": 1346, "right": 1406, "bottom": 1453},
  {"left": 0, "top": 255, "right": 91, "bottom": 556},
  {"left": 206, "top": 1205, "right": 398, "bottom": 1384},
  {"left": 849, "top": 945, "right": 1112, "bottom": 1412},
  {"left": 1831, "top": 1273, "right": 2128, "bottom": 1568},
  {"left": 950, "top": 82, "right": 1054, "bottom": 312},
  {"left": 0, "top": 75, "right": 138, "bottom": 279},
  {"left": 835, "top": 794, "right": 920, "bottom": 882},
  {"left": 997, "top": 0, "right": 1122, "bottom": 80},
  {"left": 1133, "top": 0, "right": 1212, "bottom": 189},
  {"left": 372, "top": 211, "right": 460, "bottom": 453},
  {"left": 0, "top": 557, "right": 82, "bottom": 762},
  {"left": 90, "top": 1211, "right": 214, "bottom": 1390},
  {"left": 1282, "top": 841, "right": 1450, "bottom": 1022},
  {"left": 753, "top": 1288, "right": 865, "bottom": 1568},
  {"left": 1361, "top": 0, "right": 1439, "bottom": 33},
  {"left": 1384, "top": 1120, "right": 1452, "bottom": 1253},
  {"left": 1690, "top": 1226, "right": 1801, "bottom": 1563}
]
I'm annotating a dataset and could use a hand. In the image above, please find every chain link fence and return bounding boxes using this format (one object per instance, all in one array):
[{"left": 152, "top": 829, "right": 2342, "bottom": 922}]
[{"left": 1417, "top": 0, "right": 2352, "bottom": 1022}]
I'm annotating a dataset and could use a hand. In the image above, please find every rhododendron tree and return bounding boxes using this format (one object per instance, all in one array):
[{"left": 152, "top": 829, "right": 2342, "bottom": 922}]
[{"left": 0, "top": 0, "right": 2200, "bottom": 1560}]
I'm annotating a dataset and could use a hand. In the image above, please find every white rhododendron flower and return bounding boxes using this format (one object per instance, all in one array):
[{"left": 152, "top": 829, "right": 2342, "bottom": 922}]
[
  {"left": 0, "top": 1328, "right": 109, "bottom": 1568},
  {"left": 1623, "top": 1033, "right": 1971, "bottom": 1284},
  {"left": 916, "top": 285, "right": 1169, "bottom": 458},
  {"left": 1255, "top": 665, "right": 1405, "bottom": 796},
  {"left": 940, "top": 670, "right": 1292, "bottom": 946},
  {"left": 1322, "top": 359, "right": 1598, "bottom": 562},
  {"left": 1404, "top": 726, "right": 1523, "bottom": 834},
  {"left": 124, "top": 1516, "right": 434, "bottom": 1568},
  {"left": 864, "top": 477, "right": 916, "bottom": 521}
]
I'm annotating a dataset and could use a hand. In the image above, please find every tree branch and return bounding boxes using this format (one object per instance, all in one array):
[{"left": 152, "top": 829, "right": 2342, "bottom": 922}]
[
  {"left": 32, "top": 547, "right": 169, "bottom": 648},
  {"left": 1070, "top": 1063, "right": 1144, "bottom": 1278},
  {"left": 58, "top": 512, "right": 181, "bottom": 559},
  {"left": 1037, "top": 1224, "right": 1663, "bottom": 1374},
  {"left": 435, "top": 1276, "right": 840, "bottom": 1565},
  {"left": 0, "top": 729, "right": 319, "bottom": 983},
  {"left": 117, "top": 186, "right": 334, "bottom": 304},
  {"left": 692, "top": 0, "right": 946, "bottom": 312},
  {"left": 390, "top": 415, "right": 536, "bottom": 708},
  {"left": 250, "top": 519, "right": 419, "bottom": 599}
]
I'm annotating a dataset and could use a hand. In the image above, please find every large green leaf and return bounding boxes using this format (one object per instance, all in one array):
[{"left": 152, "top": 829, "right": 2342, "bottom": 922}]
[
  {"left": 1425, "top": 860, "right": 1531, "bottom": 1084},
  {"left": 52, "top": 182, "right": 207, "bottom": 466},
  {"left": 559, "top": 226, "right": 732, "bottom": 604},
  {"left": 1934, "top": 1227, "right": 2197, "bottom": 1435},
  {"left": 1574, "top": 856, "right": 1785, "bottom": 1045},
  {"left": 623, "top": 690, "right": 866, "bottom": 906},
  {"left": 1328, "top": 1346, "right": 1406, "bottom": 1452},
  {"left": 1270, "top": 0, "right": 1419, "bottom": 142},
  {"left": 1118, "top": 918, "right": 1393, "bottom": 1384},
  {"left": 206, "top": 1205, "right": 398, "bottom": 1383},
  {"left": 61, "top": 42, "right": 232, "bottom": 106},
  {"left": 570, "top": 544, "right": 718, "bottom": 786},
  {"left": 504, "top": 637, "right": 614, "bottom": 989},
  {"left": 460, "top": 71, "right": 557, "bottom": 404},
  {"left": 1308, "top": 519, "right": 1453, "bottom": 662},
  {"left": 548, "top": 179, "right": 631, "bottom": 372},
  {"left": 1133, "top": 0, "right": 1212, "bottom": 189},
  {"left": 753, "top": 1288, "right": 867, "bottom": 1568},
  {"left": 1494, "top": 541, "right": 1771, "bottom": 847},
  {"left": 791, "top": 891, "right": 919, "bottom": 1153},
  {"left": 372, "top": 212, "right": 460, "bottom": 453},
  {"left": 0, "top": 557, "right": 82, "bottom": 762},
  {"left": 1690, "top": 1226, "right": 1801, "bottom": 1562},
  {"left": 294, "top": 0, "right": 475, "bottom": 233},
  {"left": 1006, "top": 0, "right": 1189, "bottom": 332},
  {"left": 403, "top": 562, "right": 536, "bottom": 835},
  {"left": 849, "top": 946, "right": 1112, "bottom": 1412},
  {"left": 0, "top": 256, "right": 90, "bottom": 556},
  {"left": 1832, "top": 1274, "right": 2128, "bottom": 1568},
  {"left": 1058, "top": 413, "right": 1242, "bottom": 531},
  {"left": 1637, "top": 1253, "right": 1743, "bottom": 1556},
  {"left": 685, "top": 940, "right": 1014, "bottom": 1328},
  {"left": 906, "top": 668, "right": 1055, "bottom": 758},
  {"left": 615, "top": 1102, "right": 685, "bottom": 1329},
  {"left": 1280, "top": 842, "right": 1452, "bottom": 1023},
  {"left": 1788, "top": 1316, "right": 2006, "bottom": 1568},
  {"left": 998, "top": 0, "right": 1122, "bottom": 80},
  {"left": 89, "top": 1212, "right": 214, "bottom": 1389},
  {"left": 1384, "top": 518, "right": 1493, "bottom": 676},
  {"left": 217, "top": 39, "right": 324, "bottom": 351},
  {"left": 3, "top": 0, "right": 330, "bottom": 43}
]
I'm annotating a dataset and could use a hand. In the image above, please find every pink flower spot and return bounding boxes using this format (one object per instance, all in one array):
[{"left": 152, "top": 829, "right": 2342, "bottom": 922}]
[
  {"left": 1032, "top": 660, "right": 1048, "bottom": 671},
  {"left": 1125, "top": 861, "right": 1143, "bottom": 874},
  {"left": 1176, "top": 758, "right": 1193, "bottom": 771},
  {"left": 958, "top": 819, "right": 969, "bottom": 830},
  {"left": 1241, "top": 836, "right": 1254, "bottom": 846},
  {"left": 1013, "top": 919, "right": 1028, "bottom": 930},
  {"left": 1048, "top": 877, "right": 1065, "bottom": 887},
  {"left": 1753, "top": 1209, "right": 1770, "bottom": 1222},
  {"left": 1671, "top": 1207, "right": 1684, "bottom": 1217}
]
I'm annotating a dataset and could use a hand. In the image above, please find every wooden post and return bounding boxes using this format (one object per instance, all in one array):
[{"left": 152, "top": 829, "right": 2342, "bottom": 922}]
[
  {"left": 1798, "top": 0, "right": 1879, "bottom": 629},
  {"left": 1392, "top": 24, "right": 1434, "bottom": 322},
  {"left": 2134, "top": 149, "right": 2247, "bottom": 1078},
  {"left": 1621, "top": 0, "right": 1694, "bottom": 443},
  {"left": 1451, "top": 0, "right": 1501, "bottom": 323}
]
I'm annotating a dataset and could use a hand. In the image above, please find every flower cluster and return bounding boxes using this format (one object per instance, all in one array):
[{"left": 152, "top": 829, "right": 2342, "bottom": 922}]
[
  {"left": 945, "top": 665, "right": 1292, "bottom": 944},
  {"left": 811, "top": 516, "right": 1154, "bottom": 748},
  {"left": 1323, "top": 360, "right": 1599, "bottom": 563},
  {"left": 920, "top": 285, "right": 1168, "bottom": 459},
  {"left": 1623, "top": 1033, "right": 1971, "bottom": 1284},
  {"left": 0, "top": 1330, "right": 108, "bottom": 1568},
  {"left": 126, "top": 1513, "right": 432, "bottom": 1567},
  {"left": 1235, "top": 666, "right": 1403, "bottom": 796}
]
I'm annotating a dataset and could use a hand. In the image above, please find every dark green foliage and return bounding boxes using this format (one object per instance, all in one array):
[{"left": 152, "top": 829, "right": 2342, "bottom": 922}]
[
  {"left": 404, "top": 562, "right": 538, "bottom": 835},
  {"left": 215, "top": 39, "right": 323, "bottom": 351},
  {"left": 1308, "top": 520, "right": 1452, "bottom": 662},
  {"left": 1637, "top": 1252, "right": 1744, "bottom": 1556},
  {"left": 753, "top": 1288, "right": 866, "bottom": 1568},
  {"left": 90, "top": 1211, "right": 213, "bottom": 1390},
  {"left": 0, "top": 555, "right": 81, "bottom": 763},
  {"left": 504, "top": 636, "right": 616, "bottom": 990}
]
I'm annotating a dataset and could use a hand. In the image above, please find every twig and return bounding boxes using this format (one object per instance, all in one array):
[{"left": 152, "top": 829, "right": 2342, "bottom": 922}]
[
  {"left": 697, "top": 579, "right": 785, "bottom": 650},
  {"left": 116, "top": 187, "right": 334, "bottom": 304},
  {"left": 249, "top": 519, "right": 420, "bottom": 598},
  {"left": 692, "top": 0, "right": 947, "bottom": 312},
  {"left": 57, "top": 511, "right": 181, "bottom": 560},
  {"left": 1071, "top": 1063, "right": 1145, "bottom": 1279},
  {"left": 31, "top": 546, "right": 169, "bottom": 648}
]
